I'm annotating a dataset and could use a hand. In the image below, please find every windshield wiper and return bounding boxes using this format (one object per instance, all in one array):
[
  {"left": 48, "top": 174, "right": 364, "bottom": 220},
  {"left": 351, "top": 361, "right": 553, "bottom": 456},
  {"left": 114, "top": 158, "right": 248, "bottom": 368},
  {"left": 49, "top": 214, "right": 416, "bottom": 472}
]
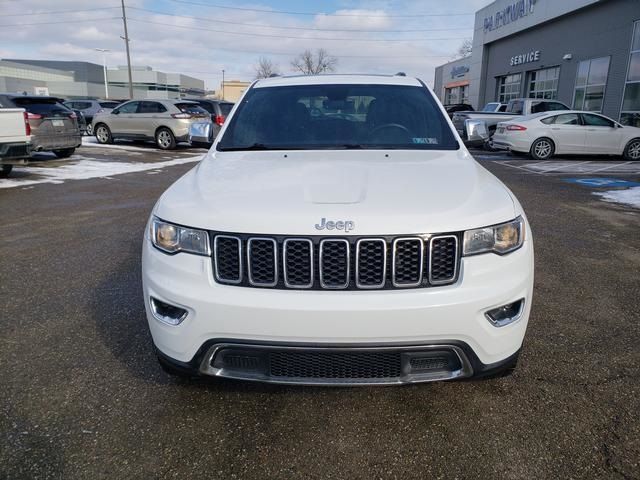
[{"left": 218, "top": 143, "right": 272, "bottom": 151}]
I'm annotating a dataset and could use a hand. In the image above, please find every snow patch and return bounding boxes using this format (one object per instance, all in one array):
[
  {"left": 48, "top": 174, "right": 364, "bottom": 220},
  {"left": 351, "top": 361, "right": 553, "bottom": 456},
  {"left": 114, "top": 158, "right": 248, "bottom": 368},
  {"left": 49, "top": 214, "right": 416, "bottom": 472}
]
[
  {"left": 594, "top": 187, "right": 640, "bottom": 208},
  {"left": 0, "top": 156, "right": 202, "bottom": 189}
]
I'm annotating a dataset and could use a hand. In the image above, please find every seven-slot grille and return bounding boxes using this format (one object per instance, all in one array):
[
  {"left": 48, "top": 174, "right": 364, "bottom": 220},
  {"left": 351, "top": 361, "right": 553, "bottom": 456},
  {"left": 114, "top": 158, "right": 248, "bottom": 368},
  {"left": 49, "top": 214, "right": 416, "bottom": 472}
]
[{"left": 212, "top": 233, "right": 459, "bottom": 290}]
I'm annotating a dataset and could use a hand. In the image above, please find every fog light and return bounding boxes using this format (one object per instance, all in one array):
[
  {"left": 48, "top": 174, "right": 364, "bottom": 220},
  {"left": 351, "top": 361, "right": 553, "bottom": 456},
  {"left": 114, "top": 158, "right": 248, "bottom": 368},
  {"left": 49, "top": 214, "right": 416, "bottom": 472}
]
[
  {"left": 485, "top": 299, "right": 525, "bottom": 327},
  {"left": 149, "top": 297, "right": 188, "bottom": 325}
]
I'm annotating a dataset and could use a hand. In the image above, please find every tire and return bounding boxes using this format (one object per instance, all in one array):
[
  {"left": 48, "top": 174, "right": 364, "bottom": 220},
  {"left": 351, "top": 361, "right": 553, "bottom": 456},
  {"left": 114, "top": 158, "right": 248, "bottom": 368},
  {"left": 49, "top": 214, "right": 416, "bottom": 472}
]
[
  {"left": 155, "top": 128, "right": 176, "bottom": 150},
  {"left": 623, "top": 138, "right": 640, "bottom": 161},
  {"left": 0, "top": 164, "right": 13, "bottom": 178},
  {"left": 85, "top": 123, "right": 93, "bottom": 136},
  {"left": 530, "top": 137, "right": 555, "bottom": 160},
  {"left": 95, "top": 124, "right": 113, "bottom": 144},
  {"left": 52, "top": 148, "right": 75, "bottom": 159}
]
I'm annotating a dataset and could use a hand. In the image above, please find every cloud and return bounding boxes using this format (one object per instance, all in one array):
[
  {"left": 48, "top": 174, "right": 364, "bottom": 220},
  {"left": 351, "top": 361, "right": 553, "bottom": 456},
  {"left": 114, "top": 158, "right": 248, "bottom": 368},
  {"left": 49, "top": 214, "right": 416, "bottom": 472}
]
[{"left": 0, "top": 0, "right": 494, "bottom": 89}]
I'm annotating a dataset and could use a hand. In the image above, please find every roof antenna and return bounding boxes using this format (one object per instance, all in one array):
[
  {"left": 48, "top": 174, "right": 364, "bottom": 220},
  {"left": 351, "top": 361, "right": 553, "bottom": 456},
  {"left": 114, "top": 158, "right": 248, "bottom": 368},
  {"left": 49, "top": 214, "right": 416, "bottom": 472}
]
[{"left": 395, "top": 72, "right": 406, "bottom": 76}]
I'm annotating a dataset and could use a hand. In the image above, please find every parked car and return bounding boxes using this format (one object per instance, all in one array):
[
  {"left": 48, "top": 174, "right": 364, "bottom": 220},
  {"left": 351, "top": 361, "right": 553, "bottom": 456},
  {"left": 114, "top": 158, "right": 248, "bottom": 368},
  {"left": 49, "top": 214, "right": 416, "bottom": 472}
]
[
  {"left": 142, "top": 74, "right": 534, "bottom": 385},
  {"left": 480, "top": 102, "right": 507, "bottom": 112},
  {"left": 452, "top": 98, "right": 570, "bottom": 147},
  {"left": 0, "top": 107, "right": 31, "bottom": 177},
  {"left": 92, "top": 99, "right": 213, "bottom": 150},
  {"left": 183, "top": 98, "right": 234, "bottom": 139},
  {"left": 444, "top": 103, "right": 473, "bottom": 118},
  {"left": 63, "top": 99, "right": 121, "bottom": 135},
  {"left": 0, "top": 94, "right": 81, "bottom": 158},
  {"left": 72, "top": 109, "right": 87, "bottom": 135},
  {"left": 492, "top": 111, "right": 640, "bottom": 160}
]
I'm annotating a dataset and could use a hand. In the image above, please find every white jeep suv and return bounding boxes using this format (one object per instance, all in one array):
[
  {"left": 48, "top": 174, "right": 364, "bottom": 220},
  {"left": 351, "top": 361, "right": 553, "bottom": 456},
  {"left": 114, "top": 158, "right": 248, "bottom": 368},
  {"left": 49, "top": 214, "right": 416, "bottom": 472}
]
[{"left": 142, "top": 74, "right": 534, "bottom": 385}]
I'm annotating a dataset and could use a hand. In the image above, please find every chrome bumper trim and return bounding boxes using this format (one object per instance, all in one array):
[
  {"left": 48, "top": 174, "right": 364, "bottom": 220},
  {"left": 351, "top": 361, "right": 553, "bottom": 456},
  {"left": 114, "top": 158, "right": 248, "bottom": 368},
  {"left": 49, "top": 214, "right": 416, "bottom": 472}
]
[{"left": 198, "top": 343, "right": 474, "bottom": 386}]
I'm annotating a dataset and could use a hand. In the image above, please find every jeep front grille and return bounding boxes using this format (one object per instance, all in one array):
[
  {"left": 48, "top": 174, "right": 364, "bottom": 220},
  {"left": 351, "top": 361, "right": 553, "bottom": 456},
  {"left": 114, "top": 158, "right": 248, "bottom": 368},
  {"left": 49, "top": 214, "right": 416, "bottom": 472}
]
[{"left": 212, "top": 233, "right": 459, "bottom": 290}]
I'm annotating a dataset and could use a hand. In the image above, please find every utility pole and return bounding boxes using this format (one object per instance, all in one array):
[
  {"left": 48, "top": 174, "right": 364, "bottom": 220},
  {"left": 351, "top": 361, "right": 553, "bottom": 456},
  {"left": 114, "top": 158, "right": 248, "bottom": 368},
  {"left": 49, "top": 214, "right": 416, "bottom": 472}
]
[
  {"left": 95, "top": 48, "right": 110, "bottom": 99},
  {"left": 120, "top": 0, "right": 134, "bottom": 99},
  {"left": 222, "top": 69, "right": 225, "bottom": 100}
]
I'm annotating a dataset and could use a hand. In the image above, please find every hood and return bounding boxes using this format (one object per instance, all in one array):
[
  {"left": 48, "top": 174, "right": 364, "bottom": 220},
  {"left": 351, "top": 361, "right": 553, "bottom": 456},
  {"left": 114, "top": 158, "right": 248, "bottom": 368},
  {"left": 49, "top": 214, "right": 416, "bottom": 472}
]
[{"left": 155, "top": 149, "right": 517, "bottom": 235}]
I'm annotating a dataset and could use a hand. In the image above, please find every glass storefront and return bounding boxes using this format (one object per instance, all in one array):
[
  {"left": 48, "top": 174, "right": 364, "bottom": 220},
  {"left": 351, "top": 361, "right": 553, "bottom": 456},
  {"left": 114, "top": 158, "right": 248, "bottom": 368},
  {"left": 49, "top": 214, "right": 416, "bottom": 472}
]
[
  {"left": 573, "top": 56, "right": 610, "bottom": 112},
  {"left": 621, "top": 21, "right": 640, "bottom": 127},
  {"left": 444, "top": 84, "right": 469, "bottom": 105},
  {"left": 528, "top": 67, "right": 560, "bottom": 99},
  {"left": 497, "top": 74, "right": 521, "bottom": 103}
]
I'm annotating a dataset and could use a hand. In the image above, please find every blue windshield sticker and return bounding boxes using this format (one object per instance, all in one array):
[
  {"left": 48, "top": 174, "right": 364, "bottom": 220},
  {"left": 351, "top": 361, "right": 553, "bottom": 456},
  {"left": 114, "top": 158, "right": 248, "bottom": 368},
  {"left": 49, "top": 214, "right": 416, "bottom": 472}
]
[{"left": 413, "top": 138, "right": 438, "bottom": 144}]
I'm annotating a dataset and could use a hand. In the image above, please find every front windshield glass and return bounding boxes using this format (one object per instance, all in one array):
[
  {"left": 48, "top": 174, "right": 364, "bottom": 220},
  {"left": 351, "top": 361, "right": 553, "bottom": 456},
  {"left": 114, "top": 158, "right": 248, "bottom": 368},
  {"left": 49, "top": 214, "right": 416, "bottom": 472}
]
[{"left": 217, "top": 84, "right": 458, "bottom": 151}]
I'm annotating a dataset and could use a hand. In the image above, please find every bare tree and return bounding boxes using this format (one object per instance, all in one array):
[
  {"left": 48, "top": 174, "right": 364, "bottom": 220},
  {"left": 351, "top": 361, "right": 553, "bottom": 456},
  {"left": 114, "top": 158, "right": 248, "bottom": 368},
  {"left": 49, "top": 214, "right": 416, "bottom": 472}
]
[
  {"left": 453, "top": 39, "right": 473, "bottom": 59},
  {"left": 254, "top": 57, "right": 280, "bottom": 79},
  {"left": 291, "top": 48, "right": 337, "bottom": 75}
]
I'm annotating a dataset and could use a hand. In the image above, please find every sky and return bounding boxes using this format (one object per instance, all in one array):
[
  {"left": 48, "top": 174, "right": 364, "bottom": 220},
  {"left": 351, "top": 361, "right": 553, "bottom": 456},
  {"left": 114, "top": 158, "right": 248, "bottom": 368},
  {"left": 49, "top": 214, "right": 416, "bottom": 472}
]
[{"left": 0, "top": 0, "right": 494, "bottom": 90}]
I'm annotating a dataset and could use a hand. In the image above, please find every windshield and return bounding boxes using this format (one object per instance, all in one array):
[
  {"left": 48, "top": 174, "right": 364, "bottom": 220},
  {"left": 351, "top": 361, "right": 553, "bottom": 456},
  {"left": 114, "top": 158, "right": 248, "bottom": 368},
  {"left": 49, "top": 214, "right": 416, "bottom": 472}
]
[{"left": 217, "top": 84, "right": 458, "bottom": 151}]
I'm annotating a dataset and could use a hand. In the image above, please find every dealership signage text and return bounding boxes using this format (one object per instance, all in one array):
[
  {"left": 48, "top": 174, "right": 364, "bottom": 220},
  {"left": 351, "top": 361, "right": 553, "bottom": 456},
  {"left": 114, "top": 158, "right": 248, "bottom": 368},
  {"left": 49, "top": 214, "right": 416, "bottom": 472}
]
[
  {"left": 510, "top": 50, "right": 540, "bottom": 66},
  {"left": 484, "top": 0, "right": 537, "bottom": 33},
  {"left": 451, "top": 65, "right": 470, "bottom": 78}
]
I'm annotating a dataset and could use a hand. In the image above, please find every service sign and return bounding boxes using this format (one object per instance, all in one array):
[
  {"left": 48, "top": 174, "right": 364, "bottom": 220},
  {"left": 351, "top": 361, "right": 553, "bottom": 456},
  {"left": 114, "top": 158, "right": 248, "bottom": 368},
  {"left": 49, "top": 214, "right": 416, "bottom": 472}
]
[
  {"left": 510, "top": 50, "right": 540, "bottom": 66},
  {"left": 450, "top": 65, "right": 470, "bottom": 79}
]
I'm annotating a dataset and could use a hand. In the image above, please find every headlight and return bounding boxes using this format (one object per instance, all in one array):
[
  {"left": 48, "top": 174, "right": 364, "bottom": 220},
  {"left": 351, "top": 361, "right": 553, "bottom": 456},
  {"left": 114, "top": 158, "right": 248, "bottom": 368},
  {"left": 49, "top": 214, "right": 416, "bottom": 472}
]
[
  {"left": 463, "top": 216, "right": 524, "bottom": 256},
  {"left": 151, "top": 217, "right": 210, "bottom": 256}
]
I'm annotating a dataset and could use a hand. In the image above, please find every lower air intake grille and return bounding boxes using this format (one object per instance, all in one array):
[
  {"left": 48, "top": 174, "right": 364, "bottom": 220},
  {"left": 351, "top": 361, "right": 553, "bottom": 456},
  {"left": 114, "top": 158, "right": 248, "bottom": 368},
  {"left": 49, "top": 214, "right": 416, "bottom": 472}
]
[{"left": 269, "top": 351, "right": 402, "bottom": 379}]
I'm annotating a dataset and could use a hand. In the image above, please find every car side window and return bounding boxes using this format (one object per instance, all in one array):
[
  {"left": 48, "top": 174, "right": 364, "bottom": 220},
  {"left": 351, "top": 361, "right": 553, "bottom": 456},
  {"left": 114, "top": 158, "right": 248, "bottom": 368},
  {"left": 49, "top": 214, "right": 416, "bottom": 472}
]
[
  {"left": 540, "top": 116, "right": 555, "bottom": 125},
  {"left": 139, "top": 101, "right": 167, "bottom": 114},
  {"left": 582, "top": 114, "right": 614, "bottom": 127},
  {"left": 509, "top": 101, "right": 523, "bottom": 115},
  {"left": 77, "top": 102, "right": 92, "bottom": 110},
  {"left": 553, "top": 114, "right": 580, "bottom": 125},
  {"left": 114, "top": 101, "right": 139, "bottom": 114}
]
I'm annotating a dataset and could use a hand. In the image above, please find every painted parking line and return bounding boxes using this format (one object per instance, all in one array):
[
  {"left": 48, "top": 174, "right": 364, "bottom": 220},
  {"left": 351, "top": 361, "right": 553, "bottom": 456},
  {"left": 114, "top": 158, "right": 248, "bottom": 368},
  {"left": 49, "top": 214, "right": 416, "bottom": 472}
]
[{"left": 493, "top": 160, "right": 640, "bottom": 175}]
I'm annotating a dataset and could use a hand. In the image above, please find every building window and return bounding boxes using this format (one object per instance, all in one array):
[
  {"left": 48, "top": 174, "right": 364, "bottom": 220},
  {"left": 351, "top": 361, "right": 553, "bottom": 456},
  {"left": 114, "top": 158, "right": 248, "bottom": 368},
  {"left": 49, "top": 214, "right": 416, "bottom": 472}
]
[
  {"left": 444, "top": 85, "right": 469, "bottom": 105},
  {"left": 621, "top": 20, "right": 640, "bottom": 126},
  {"left": 573, "top": 57, "right": 610, "bottom": 112},
  {"left": 497, "top": 74, "right": 522, "bottom": 103},
  {"left": 528, "top": 67, "right": 560, "bottom": 99}
]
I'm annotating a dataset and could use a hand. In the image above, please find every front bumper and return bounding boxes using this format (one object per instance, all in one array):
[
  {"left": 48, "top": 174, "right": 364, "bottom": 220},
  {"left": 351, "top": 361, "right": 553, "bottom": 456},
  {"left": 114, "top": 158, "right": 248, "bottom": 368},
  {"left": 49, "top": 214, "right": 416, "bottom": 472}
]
[{"left": 142, "top": 231, "right": 534, "bottom": 381}]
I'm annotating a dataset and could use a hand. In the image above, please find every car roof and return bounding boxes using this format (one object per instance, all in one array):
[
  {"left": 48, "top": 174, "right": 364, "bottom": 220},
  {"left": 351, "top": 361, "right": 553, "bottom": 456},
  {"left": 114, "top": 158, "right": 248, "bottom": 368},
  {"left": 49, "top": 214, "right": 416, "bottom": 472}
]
[
  {"left": 254, "top": 74, "right": 423, "bottom": 88},
  {"left": 1, "top": 94, "right": 65, "bottom": 102}
]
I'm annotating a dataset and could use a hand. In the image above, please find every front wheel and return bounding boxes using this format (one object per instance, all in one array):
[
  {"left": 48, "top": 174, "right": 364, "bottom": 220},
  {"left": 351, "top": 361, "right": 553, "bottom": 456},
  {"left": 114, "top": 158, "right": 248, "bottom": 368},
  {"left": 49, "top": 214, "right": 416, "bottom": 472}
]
[
  {"left": 530, "top": 137, "right": 555, "bottom": 160},
  {"left": 155, "top": 128, "right": 176, "bottom": 150},
  {"left": 0, "top": 164, "right": 13, "bottom": 178},
  {"left": 52, "top": 148, "right": 75, "bottom": 159},
  {"left": 85, "top": 123, "right": 93, "bottom": 136},
  {"left": 623, "top": 138, "right": 640, "bottom": 161}
]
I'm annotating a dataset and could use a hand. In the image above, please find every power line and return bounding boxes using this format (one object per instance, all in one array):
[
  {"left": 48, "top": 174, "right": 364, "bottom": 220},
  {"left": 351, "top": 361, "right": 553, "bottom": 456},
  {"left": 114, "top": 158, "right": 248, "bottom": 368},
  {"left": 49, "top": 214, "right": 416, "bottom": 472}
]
[
  {"left": 166, "top": 0, "right": 474, "bottom": 18},
  {"left": 0, "top": 17, "right": 121, "bottom": 27},
  {"left": 2, "top": 6, "right": 120, "bottom": 17},
  {"left": 127, "top": 18, "right": 468, "bottom": 42},
  {"left": 128, "top": 7, "right": 473, "bottom": 33}
]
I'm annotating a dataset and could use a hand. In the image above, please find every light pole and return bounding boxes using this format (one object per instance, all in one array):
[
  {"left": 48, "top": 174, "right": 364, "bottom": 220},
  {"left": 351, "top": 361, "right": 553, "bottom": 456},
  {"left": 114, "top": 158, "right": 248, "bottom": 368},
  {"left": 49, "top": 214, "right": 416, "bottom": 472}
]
[
  {"left": 222, "top": 69, "right": 225, "bottom": 100},
  {"left": 95, "top": 48, "right": 110, "bottom": 99}
]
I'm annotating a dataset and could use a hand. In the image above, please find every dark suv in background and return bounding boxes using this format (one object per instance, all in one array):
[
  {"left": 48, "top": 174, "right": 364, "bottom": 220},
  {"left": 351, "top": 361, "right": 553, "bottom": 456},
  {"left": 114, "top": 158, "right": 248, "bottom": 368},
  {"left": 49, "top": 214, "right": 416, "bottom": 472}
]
[
  {"left": 63, "top": 99, "right": 121, "bottom": 135},
  {"left": 183, "top": 98, "right": 234, "bottom": 139},
  {"left": 0, "top": 94, "right": 81, "bottom": 158}
]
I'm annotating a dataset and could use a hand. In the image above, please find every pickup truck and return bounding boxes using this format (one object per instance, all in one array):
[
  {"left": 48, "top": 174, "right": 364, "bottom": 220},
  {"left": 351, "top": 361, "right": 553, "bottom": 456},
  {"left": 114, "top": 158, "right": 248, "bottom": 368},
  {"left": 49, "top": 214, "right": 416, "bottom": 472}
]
[
  {"left": 452, "top": 98, "right": 570, "bottom": 147},
  {"left": 0, "top": 108, "right": 31, "bottom": 177},
  {"left": 481, "top": 102, "right": 507, "bottom": 113}
]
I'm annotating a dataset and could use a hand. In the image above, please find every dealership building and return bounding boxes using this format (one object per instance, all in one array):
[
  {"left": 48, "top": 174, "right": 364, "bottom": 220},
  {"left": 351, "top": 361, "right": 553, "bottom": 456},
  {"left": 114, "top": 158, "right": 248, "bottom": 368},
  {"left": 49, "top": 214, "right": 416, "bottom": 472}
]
[
  {"left": 0, "top": 59, "right": 205, "bottom": 100},
  {"left": 433, "top": 0, "right": 640, "bottom": 126}
]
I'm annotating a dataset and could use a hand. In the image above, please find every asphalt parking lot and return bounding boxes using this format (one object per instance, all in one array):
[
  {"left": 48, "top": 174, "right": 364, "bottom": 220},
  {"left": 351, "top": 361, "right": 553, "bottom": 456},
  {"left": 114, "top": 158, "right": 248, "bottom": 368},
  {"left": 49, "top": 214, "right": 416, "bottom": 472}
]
[{"left": 1, "top": 143, "right": 639, "bottom": 479}]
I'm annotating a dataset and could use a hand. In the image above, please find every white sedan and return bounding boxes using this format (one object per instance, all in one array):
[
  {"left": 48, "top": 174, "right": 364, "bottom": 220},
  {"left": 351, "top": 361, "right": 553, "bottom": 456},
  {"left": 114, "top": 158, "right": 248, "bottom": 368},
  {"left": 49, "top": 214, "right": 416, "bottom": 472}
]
[{"left": 492, "top": 111, "right": 640, "bottom": 160}]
